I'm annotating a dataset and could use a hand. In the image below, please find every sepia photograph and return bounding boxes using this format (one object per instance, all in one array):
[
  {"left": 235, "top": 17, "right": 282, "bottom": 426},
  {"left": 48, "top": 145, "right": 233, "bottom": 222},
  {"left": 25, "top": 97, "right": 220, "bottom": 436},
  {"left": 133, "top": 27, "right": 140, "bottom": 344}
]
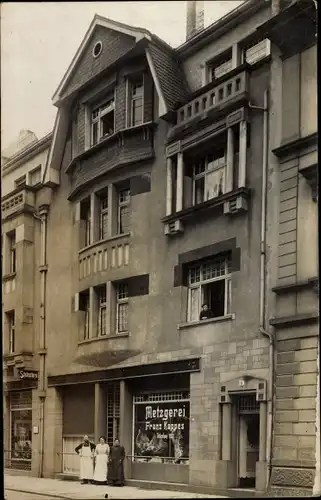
[{"left": 1, "top": 1, "right": 318, "bottom": 499}]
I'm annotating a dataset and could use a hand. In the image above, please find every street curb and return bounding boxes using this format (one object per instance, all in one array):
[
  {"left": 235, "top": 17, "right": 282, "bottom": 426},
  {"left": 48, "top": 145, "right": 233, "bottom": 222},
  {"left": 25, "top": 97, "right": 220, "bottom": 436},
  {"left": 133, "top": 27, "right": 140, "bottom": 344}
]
[{"left": 6, "top": 487, "right": 82, "bottom": 500}]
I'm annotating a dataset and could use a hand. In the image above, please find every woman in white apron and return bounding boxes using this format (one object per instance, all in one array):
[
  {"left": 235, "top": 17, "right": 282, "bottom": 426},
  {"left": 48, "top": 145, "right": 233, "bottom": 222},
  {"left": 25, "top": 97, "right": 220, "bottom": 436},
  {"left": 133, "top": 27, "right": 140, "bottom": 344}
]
[
  {"left": 93, "top": 436, "right": 110, "bottom": 484},
  {"left": 75, "top": 435, "right": 95, "bottom": 484}
]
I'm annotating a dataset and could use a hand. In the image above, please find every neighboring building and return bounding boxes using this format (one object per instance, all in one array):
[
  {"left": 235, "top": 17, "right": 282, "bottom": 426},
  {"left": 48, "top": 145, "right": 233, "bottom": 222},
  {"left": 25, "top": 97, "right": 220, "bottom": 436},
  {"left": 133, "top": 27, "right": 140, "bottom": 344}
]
[
  {"left": 2, "top": 0, "right": 318, "bottom": 496},
  {"left": 259, "top": 0, "right": 319, "bottom": 495},
  {"left": 2, "top": 129, "right": 52, "bottom": 475}
]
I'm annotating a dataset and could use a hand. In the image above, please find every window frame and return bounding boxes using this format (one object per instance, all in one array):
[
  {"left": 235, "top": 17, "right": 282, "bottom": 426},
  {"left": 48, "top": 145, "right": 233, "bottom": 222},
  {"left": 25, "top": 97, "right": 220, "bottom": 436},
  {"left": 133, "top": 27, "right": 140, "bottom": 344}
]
[
  {"left": 98, "top": 191, "right": 109, "bottom": 241},
  {"left": 116, "top": 282, "right": 129, "bottom": 334},
  {"left": 8, "top": 231, "right": 16, "bottom": 274},
  {"left": 28, "top": 165, "right": 42, "bottom": 186},
  {"left": 187, "top": 257, "right": 232, "bottom": 323},
  {"left": 117, "top": 188, "right": 131, "bottom": 235},
  {"left": 91, "top": 91, "right": 115, "bottom": 146},
  {"left": 192, "top": 149, "right": 227, "bottom": 205},
  {"left": 127, "top": 75, "right": 144, "bottom": 128},
  {"left": 14, "top": 175, "right": 27, "bottom": 189},
  {"left": 7, "top": 311, "right": 15, "bottom": 354},
  {"left": 97, "top": 286, "right": 107, "bottom": 337},
  {"left": 207, "top": 50, "right": 233, "bottom": 84}
]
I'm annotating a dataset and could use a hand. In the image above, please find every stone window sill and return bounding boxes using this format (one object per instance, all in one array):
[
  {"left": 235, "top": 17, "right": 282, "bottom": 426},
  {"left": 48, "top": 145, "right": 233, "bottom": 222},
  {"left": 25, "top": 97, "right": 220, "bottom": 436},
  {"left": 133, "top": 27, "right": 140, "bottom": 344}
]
[
  {"left": 178, "top": 313, "right": 235, "bottom": 331},
  {"left": 79, "top": 232, "right": 130, "bottom": 255},
  {"left": 78, "top": 332, "right": 129, "bottom": 346}
]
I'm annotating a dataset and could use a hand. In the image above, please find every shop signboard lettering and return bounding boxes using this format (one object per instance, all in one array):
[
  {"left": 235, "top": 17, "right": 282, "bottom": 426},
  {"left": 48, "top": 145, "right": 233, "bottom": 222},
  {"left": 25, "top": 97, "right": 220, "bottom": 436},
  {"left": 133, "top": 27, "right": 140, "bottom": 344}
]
[
  {"left": 19, "top": 370, "right": 38, "bottom": 381},
  {"left": 134, "top": 400, "right": 189, "bottom": 462}
]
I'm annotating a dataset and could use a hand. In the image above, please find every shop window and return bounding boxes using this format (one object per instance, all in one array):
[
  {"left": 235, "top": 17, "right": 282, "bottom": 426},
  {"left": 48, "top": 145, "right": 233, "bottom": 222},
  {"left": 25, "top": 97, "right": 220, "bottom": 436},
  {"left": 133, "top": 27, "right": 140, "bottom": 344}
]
[
  {"left": 91, "top": 93, "right": 115, "bottom": 146},
  {"left": 187, "top": 255, "right": 232, "bottom": 322},
  {"left": 117, "top": 188, "right": 130, "bottom": 235},
  {"left": 9, "top": 391, "right": 32, "bottom": 470},
  {"left": 133, "top": 390, "right": 190, "bottom": 464},
  {"left": 116, "top": 282, "right": 129, "bottom": 333},
  {"left": 128, "top": 76, "right": 144, "bottom": 127},
  {"left": 98, "top": 189, "right": 108, "bottom": 241},
  {"left": 6, "top": 310, "right": 15, "bottom": 354}
]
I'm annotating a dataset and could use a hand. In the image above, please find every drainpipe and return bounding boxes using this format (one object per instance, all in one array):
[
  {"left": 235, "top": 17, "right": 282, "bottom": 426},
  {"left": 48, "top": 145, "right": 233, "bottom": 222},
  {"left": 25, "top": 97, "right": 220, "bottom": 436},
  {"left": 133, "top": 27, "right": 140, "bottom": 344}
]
[
  {"left": 252, "top": 90, "right": 275, "bottom": 489},
  {"left": 33, "top": 204, "right": 49, "bottom": 477}
]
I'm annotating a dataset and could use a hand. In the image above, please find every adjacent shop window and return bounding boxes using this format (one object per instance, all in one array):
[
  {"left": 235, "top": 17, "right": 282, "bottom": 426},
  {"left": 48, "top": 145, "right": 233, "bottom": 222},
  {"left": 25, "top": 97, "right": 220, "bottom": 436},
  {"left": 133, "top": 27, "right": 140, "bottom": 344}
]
[
  {"left": 7, "top": 230, "right": 16, "bottom": 274},
  {"left": 117, "top": 188, "right": 130, "bottom": 234},
  {"left": 207, "top": 50, "right": 233, "bottom": 83},
  {"left": 129, "top": 77, "right": 144, "bottom": 127},
  {"left": 91, "top": 93, "right": 115, "bottom": 146},
  {"left": 191, "top": 143, "right": 226, "bottom": 205},
  {"left": 28, "top": 166, "right": 41, "bottom": 186},
  {"left": 98, "top": 189, "right": 108, "bottom": 240},
  {"left": 187, "top": 255, "right": 232, "bottom": 322},
  {"left": 242, "top": 37, "right": 271, "bottom": 65},
  {"left": 133, "top": 391, "right": 190, "bottom": 464},
  {"left": 97, "top": 285, "right": 107, "bottom": 336},
  {"left": 80, "top": 197, "right": 91, "bottom": 247},
  {"left": 6, "top": 311, "right": 15, "bottom": 354},
  {"left": 116, "top": 282, "right": 129, "bottom": 333},
  {"left": 9, "top": 391, "right": 32, "bottom": 470}
]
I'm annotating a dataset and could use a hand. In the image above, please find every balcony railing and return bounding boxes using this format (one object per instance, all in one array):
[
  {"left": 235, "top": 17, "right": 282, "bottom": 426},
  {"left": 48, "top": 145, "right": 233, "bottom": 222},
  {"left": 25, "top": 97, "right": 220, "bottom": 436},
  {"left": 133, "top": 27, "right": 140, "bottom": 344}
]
[
  {"left": 79, "top": 233, "right": 130, "bottom": 280},
  {"left": 177, "top": 69, "right": 248, "bottom": 127},
  {"left": 1, "top": 187, "right": 35, "bottom": 221}
]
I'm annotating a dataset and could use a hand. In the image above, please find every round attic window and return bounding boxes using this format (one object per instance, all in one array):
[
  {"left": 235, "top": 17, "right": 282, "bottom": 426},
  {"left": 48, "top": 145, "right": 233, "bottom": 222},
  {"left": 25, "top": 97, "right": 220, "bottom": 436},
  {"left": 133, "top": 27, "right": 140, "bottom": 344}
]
[{"left": 93, "top": 41, "right": 103, "bottom": 58}]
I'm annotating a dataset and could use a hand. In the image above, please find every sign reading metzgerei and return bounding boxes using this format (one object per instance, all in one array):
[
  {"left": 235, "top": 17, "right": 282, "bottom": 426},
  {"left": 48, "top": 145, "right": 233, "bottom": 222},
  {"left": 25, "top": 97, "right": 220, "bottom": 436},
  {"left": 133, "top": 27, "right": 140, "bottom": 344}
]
[
  {"left": 19, "top": 370, "right": 38, "bottom": 380},
  {"left": 134, "top": 401, "right": 190, "bottom": 461}
]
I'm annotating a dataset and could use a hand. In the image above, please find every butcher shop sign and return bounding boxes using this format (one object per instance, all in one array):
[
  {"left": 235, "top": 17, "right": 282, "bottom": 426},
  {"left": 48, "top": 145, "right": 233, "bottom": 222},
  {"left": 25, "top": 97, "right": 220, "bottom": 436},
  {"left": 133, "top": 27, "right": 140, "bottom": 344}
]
[{"left": 134, "top": 400, "right": 190, "bottom": 461}]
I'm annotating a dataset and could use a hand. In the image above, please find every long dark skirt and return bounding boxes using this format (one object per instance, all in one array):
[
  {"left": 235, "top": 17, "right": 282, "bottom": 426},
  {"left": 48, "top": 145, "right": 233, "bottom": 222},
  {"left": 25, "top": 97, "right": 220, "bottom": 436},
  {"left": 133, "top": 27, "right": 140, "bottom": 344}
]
[{"left": 107, "top": 459, "right": 124, "bottom": 486}]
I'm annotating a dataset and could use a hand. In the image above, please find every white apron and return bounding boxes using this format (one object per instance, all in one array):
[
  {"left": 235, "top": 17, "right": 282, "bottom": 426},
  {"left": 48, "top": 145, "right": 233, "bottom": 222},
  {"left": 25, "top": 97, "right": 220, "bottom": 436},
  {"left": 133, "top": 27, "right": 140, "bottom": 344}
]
[
  {"left": 79, "top": 444, "right": 94, "bottom": 480},
  {"left": 93, "top": 443, "right": 109, "bottom": 482}
]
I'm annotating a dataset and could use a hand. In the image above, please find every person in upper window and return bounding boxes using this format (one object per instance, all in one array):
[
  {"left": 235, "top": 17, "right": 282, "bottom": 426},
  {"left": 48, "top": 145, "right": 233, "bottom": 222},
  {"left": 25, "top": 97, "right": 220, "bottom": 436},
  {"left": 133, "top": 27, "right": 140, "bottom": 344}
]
[{"left": 199, "top": 303, "right": 213, "bottom": 321}]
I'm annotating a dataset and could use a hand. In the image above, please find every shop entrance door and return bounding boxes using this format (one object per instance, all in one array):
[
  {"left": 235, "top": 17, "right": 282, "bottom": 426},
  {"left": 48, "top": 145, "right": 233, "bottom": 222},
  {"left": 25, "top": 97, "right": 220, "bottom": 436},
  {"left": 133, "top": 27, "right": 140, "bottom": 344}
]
[{"left": 237, "top": 394, "right": 260, "bottom": 488}]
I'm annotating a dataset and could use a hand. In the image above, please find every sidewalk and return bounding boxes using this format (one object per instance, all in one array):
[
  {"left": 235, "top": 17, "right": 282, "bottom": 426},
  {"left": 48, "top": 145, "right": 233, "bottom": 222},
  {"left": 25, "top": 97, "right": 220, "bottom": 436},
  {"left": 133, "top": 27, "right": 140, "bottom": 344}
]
[{"left": 4, "top": 474, "right": 227, "bottom": 499}]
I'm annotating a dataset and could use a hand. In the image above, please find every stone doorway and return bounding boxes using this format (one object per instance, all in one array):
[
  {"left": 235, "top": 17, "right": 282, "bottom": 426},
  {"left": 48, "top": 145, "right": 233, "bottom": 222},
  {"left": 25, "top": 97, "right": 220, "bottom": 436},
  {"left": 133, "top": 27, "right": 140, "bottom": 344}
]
[{"left": 236, "top": 393, "right": 260, "bottom": 488}]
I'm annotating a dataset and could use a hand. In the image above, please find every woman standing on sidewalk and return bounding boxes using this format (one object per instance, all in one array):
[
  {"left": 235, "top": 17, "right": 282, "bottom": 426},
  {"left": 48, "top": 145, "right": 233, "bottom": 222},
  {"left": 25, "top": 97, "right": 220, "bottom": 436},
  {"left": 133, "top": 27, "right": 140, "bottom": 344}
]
[
  {"left": 93, "top": 436, "right": 110, "bottom": 485},
  {"left": 107, "top": 438, "right": 125, "bottom": 486},
  {"left": 75, "top": 435, "right": 95, "bottom": 485}
]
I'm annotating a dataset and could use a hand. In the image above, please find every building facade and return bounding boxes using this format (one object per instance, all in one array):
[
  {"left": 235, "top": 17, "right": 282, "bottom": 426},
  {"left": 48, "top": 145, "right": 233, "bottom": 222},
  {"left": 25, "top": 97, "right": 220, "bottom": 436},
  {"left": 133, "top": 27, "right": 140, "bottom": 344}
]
[
  {"left": 2, "top": 129, "right": 52, "bottom": 476},
  {"left": 2, "top": 0, "right": 318, "bottom": 495}
]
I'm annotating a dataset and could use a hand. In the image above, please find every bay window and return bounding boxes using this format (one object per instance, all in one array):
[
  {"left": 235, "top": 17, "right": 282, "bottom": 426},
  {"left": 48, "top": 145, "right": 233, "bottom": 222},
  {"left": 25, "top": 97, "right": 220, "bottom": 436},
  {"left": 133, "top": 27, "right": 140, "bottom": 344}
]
[
  {"left": 188, "top": 255, "right": 232, "bottom": 322},
  {"left": 91, "top": 93, "right": 115, "bottom": 146}
]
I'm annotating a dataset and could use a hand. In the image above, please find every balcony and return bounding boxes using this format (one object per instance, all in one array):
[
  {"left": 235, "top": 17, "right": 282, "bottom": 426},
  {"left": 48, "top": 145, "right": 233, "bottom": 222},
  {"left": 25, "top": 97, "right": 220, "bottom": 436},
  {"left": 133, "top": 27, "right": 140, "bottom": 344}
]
[
  {"left": 168, "top": 68, "right": 249, "bottom": 143},
  {"left": 1, "top": 186, "right": 35, "bottom": 222},
  {"left": 79, "top": 233, "right": 130, "bottom": 285},
  {"left": 68, "top": 123, "right": 155, "bottom": 198}
]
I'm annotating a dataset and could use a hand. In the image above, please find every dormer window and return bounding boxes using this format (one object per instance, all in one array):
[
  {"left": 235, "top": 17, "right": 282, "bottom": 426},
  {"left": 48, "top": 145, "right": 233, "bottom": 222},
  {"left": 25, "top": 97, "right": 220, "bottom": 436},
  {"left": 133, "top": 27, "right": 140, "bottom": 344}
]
[
  {"left": 91, "top": 93, "right": 115, "bottom": 146},
  {"left": 207, "top": 50, "right": 233, "bottom": 84}
]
